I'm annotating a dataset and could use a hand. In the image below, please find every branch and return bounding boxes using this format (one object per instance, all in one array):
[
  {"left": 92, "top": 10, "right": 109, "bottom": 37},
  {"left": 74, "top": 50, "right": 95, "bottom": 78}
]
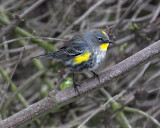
[
  {"left": 111, "top": 0, "right": 138, "bottom": 32},
  {"left": 0, "top": 37, "right": 65, "bottom": 47},
  {"left": 124, "top": 107, "right": 160, "bottom": 127},
  {"left": 0, "top": 47, "right": 24, "bottom": 111},
  {"left": 0, "top": 40, "right": 160, "bottom": 128},
  {"left": 59, "top": 0, "right": 105, "bottom": 37},
  {"left": 0, "top": 0, "right": 46, "bottom": 38},
  {"left": 78, "top": 90, "right": 127, "bottom": 128}
]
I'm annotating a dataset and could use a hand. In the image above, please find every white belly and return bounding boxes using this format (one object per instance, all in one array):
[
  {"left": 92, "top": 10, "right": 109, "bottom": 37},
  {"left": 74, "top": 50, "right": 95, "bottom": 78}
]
[{"left": 90, "top": 50, "right": 106, "bottom": 71}]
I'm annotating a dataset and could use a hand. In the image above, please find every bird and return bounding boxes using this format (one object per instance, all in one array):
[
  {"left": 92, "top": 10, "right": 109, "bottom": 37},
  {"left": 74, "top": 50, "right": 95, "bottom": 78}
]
[{"left": 33, "top": 29, "right": 114, "bottom": 93}]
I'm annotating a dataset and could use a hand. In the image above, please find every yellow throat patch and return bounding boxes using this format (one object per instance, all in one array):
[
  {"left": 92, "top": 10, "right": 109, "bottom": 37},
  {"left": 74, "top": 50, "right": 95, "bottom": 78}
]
[
  {"left": 73, "top": 50, "right": 91, "bottom": 64},
  {"left": 100, "top": 43, "right": 109, "bottom": 50}
]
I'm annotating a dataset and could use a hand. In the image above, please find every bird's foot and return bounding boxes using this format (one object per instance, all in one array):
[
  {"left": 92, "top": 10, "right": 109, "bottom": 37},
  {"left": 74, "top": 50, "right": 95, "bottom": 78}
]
[
  {"left": 73, "top": 82, "right": 80, "bottom": 94},
  {"left": 91, "top": 71, "right": 100, "bottom": 83}
]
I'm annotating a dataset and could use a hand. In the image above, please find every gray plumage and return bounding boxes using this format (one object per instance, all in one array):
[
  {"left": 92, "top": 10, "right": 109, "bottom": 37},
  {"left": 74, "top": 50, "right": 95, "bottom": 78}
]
[{"left": 33, "top": 29, "right": 113, "bottom": 72}]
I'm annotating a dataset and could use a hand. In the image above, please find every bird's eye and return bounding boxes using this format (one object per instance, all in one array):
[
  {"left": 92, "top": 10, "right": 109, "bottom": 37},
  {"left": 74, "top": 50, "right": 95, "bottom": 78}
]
[{"left": 98, "top": 37, "right": 103, "bottom": 42}]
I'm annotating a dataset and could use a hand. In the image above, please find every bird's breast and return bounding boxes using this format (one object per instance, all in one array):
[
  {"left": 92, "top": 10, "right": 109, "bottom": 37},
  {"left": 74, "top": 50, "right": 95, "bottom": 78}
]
[
  {"left": 95, "top": 50, "right": 106, "bottom": 64},
  {"left": 89, "top": 49, "right": 106, "bottom": 70}
]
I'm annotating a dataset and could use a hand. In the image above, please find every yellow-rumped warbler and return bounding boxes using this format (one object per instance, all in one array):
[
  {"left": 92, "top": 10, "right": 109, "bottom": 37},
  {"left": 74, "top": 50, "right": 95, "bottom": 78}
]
[{"left": 34, "top": 29, "right": 113, "bottom": 92}]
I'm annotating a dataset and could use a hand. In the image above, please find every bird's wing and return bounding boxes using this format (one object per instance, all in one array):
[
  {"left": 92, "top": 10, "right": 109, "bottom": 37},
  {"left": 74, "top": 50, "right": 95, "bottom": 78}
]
[
  {"left": 33, "top": 35, "right": 89, "bottom": 61},
  {"left": 55, "top": 39, "right": 89, "bottom": 60}
]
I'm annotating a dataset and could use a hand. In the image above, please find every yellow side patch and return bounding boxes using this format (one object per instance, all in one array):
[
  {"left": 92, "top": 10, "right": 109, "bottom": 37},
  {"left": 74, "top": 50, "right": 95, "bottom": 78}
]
[
  {"left": 100, "top": 43, "right": 109, "bottom": 50},
  {"left": 73, "top": 51, "right": 91, "bottom": 64},
  {"left": 101, "top": 30, "right": 107, "bottom": 36}
]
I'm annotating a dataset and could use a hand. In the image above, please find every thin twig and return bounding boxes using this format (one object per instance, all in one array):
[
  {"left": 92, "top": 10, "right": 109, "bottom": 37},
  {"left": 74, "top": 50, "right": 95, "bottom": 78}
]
[
  {"left": 2, "top": 69, "right": 46, "bottom": 113},
  {"left": 150, "top": 2, "right": 160, "bottom": 23},
  {"left": 57, "top": 109, "right": 97, "bottom": 128},
  {"left": 19, "top": 0, "right": 46, "bottom": 19},
  {"left": 92, "top": 13, "right": 152, "bottom": 28},
  {"left": 0, "top": 45, "right": 37, "bottom": 53},
  {"left": 100, "top": 88, "right": 132, "bottom": 128},
  {"left": 143, "top": 70, "right": 160, "bottom": 86},
  {"left": 124, "top": 107, "right": 160, "bottom": 127},
  {"left": 111, "top": 0, "right": 138, "bottom": 32},
  {"left": 59, "top": 0, "right": 105, "bottom": 37},
  {"left": 115, "top": 0, "right": 123, "bottom": 21},
  {"left": 49, "top": 71, "right": 70, "bottom": 96},
  {"left": 0, "top": 0, "right": 46, "bottom": 38},
  {"left": 122, "top": 0, "right": 150, "bottom": 31},
  {"left": 128, "top": 62, "right": 151, "bottom": 88},
  {"left": 0, "top": 47, "right": 24, "bottom": 111},
  {"left": 114, "top": 34, "right": 135, "bottom": 46},
  {"left": 0, "top": 37, "right": 65, "bottom": 47},
  {"left": 0, "top": 35, "right": 32, "bottom": 112},
  {"left": 78, "top": 93, "right": 122, "bottom": 128}
]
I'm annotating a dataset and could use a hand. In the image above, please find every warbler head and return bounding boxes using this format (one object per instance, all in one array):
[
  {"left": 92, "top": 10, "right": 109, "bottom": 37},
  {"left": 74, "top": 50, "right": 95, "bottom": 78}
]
[{"left": 85, "top": 29, "right": 114, "bottom": 51}]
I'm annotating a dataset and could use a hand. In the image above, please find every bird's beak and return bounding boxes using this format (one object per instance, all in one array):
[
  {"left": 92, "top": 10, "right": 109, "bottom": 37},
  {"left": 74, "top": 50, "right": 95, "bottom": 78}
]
[
  {"left": 105, "top": 40, "right": 114, "bottom": 44},
  {"left": 108, "top": 40, "right": 114, "bottom": 44}
]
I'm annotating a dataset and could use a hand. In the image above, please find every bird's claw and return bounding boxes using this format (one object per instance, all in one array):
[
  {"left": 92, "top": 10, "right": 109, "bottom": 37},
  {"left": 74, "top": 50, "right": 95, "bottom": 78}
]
[
  {"left": 91, "top": 71, "right": 100, "bottom": 83},
  {"left": 73, "top": 82, "right": 80, "bottom": 94}
]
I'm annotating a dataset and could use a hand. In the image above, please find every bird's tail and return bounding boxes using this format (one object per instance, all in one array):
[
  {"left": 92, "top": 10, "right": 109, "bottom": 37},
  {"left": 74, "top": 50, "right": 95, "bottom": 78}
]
[
  {"left": 32, "top": 53, "right": 54, "bottom": 59},
  {"left": 32, "top": 50, "right": 69, "bottom": 61}
]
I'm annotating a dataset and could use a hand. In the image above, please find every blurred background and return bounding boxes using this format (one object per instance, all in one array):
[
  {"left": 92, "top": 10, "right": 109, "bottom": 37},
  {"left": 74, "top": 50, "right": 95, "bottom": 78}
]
[{"left": 0, "top": 0, "right": 160, "bottom": 128}]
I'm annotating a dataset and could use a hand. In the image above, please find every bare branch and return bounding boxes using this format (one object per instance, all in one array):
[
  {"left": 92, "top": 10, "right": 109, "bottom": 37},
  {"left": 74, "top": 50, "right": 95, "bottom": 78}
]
[
  {"left": 111, "top": 0, "right": 138, "bottom": 32},
  {"left": 150, "top": 2, "right": 160, "bottom": 23},
  {"left": 128, "top": 62, "right": 151, "bottom": 88},
  {"left": 78, "top": 92, "right": 123, "bottom": 128},
  {"left": 124, "top": 107, "right": 160, "bottom": 127},
  {"left": 59, "top": 0, "right": 105, "bottom": 37},
  {"left": 0, "top": 0, "right": 46, "bottom": 38},
  {"left": 0, "top": 47, "right": 24, "bottom": 111},
  {"left": 0, "top": 37, "right": 65, "bottom": 47}
]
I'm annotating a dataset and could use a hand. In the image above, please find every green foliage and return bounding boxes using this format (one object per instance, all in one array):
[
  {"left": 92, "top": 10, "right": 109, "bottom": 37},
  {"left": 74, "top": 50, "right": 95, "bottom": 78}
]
[
  {"left": 120, "top": 42, "right": 128, "bottom": 52},
  {"left": 146, "top": 36, "right": 151, "bottom": 41},
  {"left": 129, "top": 23, "right": 139, "bottom": 30},
  {"left": 33, "top": 59, "right": 44, "bottom": 70},
  {"left": 60, "top": 77, "right": 73, "bottom": 90}
]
